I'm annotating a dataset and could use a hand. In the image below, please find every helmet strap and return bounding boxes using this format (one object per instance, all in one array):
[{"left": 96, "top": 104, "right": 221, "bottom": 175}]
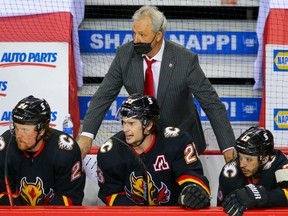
[
  {"left": 132, "top": 119, "right": 151, "bottom": 147},
  {"left": 252, "top": 155, "right": 266, "bottom": 177},
  {"left": 27, "top": 129, "right": 43, "bottom": 151}
]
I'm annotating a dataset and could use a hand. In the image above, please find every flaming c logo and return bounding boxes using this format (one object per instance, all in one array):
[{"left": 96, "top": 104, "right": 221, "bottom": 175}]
[
  {"left": 20, "top": 177, "right": 45, "bottom": 206},
  {"left": 125, "top": 172, "right": 171, "bottom": 205},
  {"left": 20, "top": 177, "right": 54, "bottom": 206}
]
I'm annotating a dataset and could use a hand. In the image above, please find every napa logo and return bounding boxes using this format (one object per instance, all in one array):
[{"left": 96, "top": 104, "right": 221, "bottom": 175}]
[
  {"left": 0, "top": 52, "right": 58, "bottom": 68},
  {"left": 274, "top": 109, "right": 288, "bottom": 130},
  {"left": 274, "top": 50, "right": 288, "bottom": 71},
  {"left": 0, "top": 111, "right": 58, "bottom": 127},
  {"left": 0, "top": 81, "right": 8, "bottom": 97}
]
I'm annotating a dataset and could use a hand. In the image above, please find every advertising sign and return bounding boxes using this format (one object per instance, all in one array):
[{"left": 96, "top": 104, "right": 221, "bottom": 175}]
[
  {"left": 79, "top": 30, "right": 258, "bottom": 55},
  {"left": 265, "top": 45, "right": 288, "bottom": 145},
  {"left": 0, "top": 42, "right": 69, "bottom": 134}
]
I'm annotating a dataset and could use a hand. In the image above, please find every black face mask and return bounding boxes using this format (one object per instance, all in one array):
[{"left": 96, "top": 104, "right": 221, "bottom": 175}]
[
  {"left": 133, "top": 42, "right": 152, "bottom": 55},
  {"left": 133, "top": 32, "right": 158, "bottom": 55}
]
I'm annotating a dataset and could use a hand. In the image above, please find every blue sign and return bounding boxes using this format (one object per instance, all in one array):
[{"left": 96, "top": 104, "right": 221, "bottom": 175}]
[
  {"left": 195, "top": 97, "right": 261, "bottom": 122},
  {"left": 79, "top": 30, "right": 258, "bottom": 55},
  {"left": 78, "top": 96, "right": 261, "bottom": 122},
  {"left": 78, "top": 96, "right": 127, "bottom": 120}
]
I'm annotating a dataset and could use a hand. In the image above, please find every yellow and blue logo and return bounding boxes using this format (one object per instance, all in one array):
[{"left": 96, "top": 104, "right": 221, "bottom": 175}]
[
  {"left": 274, "top": 109, "right": 288, "bottom": 130},
  {"left": 274, "top": 50, "right": 288, "bottom": 71}
]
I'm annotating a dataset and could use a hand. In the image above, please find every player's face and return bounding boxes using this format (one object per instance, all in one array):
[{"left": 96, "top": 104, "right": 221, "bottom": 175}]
[
  {"left": 238, "top": 153, "right": 260, "bottom": 177},
  {"left": 14, "top": 123, "right": 39, "bottom": 151},
  {"left": 122, "top": 117, "right": 144, "bottom": 146}
]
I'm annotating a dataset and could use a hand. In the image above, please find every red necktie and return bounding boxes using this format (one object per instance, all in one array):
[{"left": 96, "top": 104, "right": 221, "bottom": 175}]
[{"left": 143, "top": 56, "right": 156, "bottom": 96}]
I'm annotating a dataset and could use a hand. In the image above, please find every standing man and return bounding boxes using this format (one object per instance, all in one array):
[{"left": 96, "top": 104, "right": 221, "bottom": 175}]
[
  {"left": 78, "top": 5, "right": 235, "bottom": 162},
  {"left": 97, "top": 94, "right": 211, "bottom": 207},
  {"left": 217, "top": 127, "right": 288, "bottom": 216},
  {"left": 0, "top": 95, "right": 85, "bottom": 206}
]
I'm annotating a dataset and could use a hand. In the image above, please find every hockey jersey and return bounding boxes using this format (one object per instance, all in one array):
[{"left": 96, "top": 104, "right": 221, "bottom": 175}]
[
  {"left": 217, "top": 149, "right": 288, "bottom": 207},
  {"left": 0, "top": 129, "right": 85, "bottom": 206},
  {"left": 97, "top": 127, "right": 210, "bottom": 206}
]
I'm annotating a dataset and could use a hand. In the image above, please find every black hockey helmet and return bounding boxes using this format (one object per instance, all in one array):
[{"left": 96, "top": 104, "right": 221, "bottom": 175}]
[
  {"left": 116, "top": 93, "right": 160, "bottom": 123},
  {"left": 12, "top": 95, "right": 51, "bottom": 130},
  {"left": 235, "top": 126, "right": 274, "bottom": 157}
]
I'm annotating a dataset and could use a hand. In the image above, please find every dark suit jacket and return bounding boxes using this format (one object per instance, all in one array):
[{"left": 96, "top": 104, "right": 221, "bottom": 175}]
[{"left": 82, "top": 40, "right": 235, "bottom": 154}]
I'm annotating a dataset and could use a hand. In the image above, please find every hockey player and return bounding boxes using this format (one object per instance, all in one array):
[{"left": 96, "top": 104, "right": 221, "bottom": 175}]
[
  {"left": 0, "top": 95, "right": 85, "bottom": 206},
  {"left": 97, "top": 93, "right": 211, "bottom": 208},
  {"left": 217, "top": 126, "right": 288, "bottom": 216}
]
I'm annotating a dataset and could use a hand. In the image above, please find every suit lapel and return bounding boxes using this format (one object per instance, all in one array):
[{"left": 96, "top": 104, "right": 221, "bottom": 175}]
[
  {"left": 157, "top": 40, "right": 175, "bottom": 106},
  {"left": 131, "top": 54, "right": 144, "bottom": 93}
]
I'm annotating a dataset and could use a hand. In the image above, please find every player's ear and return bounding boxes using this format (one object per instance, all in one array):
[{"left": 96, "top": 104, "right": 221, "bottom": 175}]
[
  {"left": 39, "top": 128, "right": 45, "bottom": 136},
  {"left": 262, "top": 155, "right": 269, "bottom": 164},
  {"left": 146, "top": 120, "right": 154, "bottom": 131}
]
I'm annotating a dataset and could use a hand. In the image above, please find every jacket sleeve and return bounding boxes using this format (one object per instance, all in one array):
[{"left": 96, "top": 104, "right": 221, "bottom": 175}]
[
  {"left": 103, "top": 193, "right": 137, "bottom": 206},
  {"left": 265, "top": 163, "right": 288, "bottom": 208},
  {"left": 265, "top": 187, "right": 288, "bottom": 207},
  {"left": 216, "top": 166, "right": 229, "bottom": 206},
  {"left": 186, "top": 52, "right": 235, "bottom": 152},
  {"left": 174, "top": 133, "right": 210, "bottom": 195},
  {"left": 0, "top": 133, "right": 23, "bottom": 206},
  {"left": 81, "top": 45, "right": 126, "bottom": 137},
  {"left": 48, "top": 140, "right": 86, "bottom": 206}
]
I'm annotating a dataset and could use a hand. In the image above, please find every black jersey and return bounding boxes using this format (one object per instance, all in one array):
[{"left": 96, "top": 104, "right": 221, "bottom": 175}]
[
  {"left": 97, "top": 127, "right": 210, "bottom": 206},
  {"left": 0, "top": 129, "right": 85, "bottom": 206},
  {"left": 217, "top": 149, "right": 288, "bottom": 207}
]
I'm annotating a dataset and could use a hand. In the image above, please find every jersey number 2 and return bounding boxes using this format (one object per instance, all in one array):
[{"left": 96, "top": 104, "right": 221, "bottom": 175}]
[
  {"left": 184, "top": 143, "right": 197, "bottom": 164},
  {"left": 71, "top": 161, "right": 81, "bottom": 181}
]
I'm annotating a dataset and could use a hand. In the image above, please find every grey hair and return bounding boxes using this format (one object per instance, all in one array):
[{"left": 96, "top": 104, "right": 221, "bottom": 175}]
[{"left": 132, "top": 5, "right": 167, "bottom": 34}]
